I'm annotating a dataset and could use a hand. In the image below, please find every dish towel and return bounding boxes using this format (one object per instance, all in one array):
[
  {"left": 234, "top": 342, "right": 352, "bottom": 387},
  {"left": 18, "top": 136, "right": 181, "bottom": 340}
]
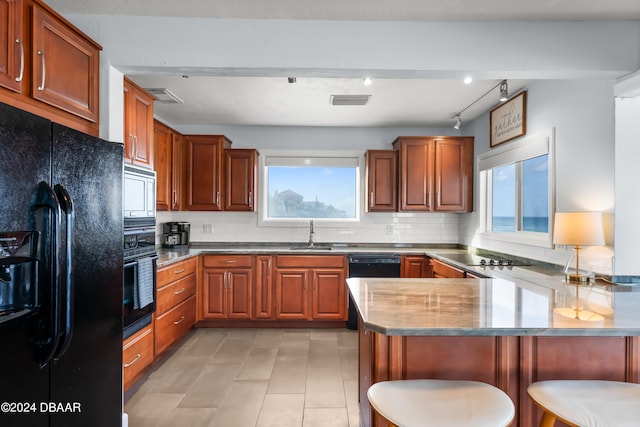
[{"left": 136, "top": 257, "right": 154, "bottom": 309}]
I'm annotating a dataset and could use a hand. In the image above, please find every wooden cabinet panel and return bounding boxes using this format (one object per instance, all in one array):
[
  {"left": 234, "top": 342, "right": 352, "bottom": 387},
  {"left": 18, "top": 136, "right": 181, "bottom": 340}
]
[
  {"left": 32, "top": 6, "right": 99, "bottom": 122},
  {"left": 276, "top": 255, "right": 345, "bottom": 268},
  {"left": 185, "top": 135, "right": 232, "bottom": 210},
  {"left": 202, "top": 255, "right": 253, "bottom": 319},
  {"left": 434, "top": 137, "right": 473, "bottom": 212},
  {"left": 123, "top": 324, "right": 154, "bottom": 392},
  {"left": 311, "top": 268, "right": 346, "bottom": 320},
  {"left": 202, "top": 269, "right": 226, "bottom": 319},
  {"left": 124, "top": 78, "right": 154, "bottom": 168},
  {"left": 171, "top": 132, "right": 184, "bottom": 211},
  {"left": 154, "top": 119, "right": 172, "bottom": 211},
  {"left": 225, "top": 148, "right": 257, "bottom": 211},
  {"left": 275, "top": 269, "right": 309, "bottom": 320},
  {"left": 401, "top": 255, "right": 432, "bottom": 278},
  {"left": 365, "top": 150, "right": 397, "bottom": 212},
  {"left": 0, "top": 0, "right": 22, "bottom": 93},
  {"left": 395, "top": 137, "right": 434, "bottom": 211},
  {"left": 255, "top": 255, "right": 273, "bottom": 319},
  {"left": 227, "top": 269, "right": 252, "bottom": 318},
  {"left": 203, "top": 254, "right": 252, "bottom": 268},
  {"left": 430, "top": 258, "right": 465, "bottom": 278},
  {"left": 156, "top": 273, "right": 195, "bottom": 314},
  {"left": 157, "top": 257, "right": 196, "bottom": 287},
  {"left": 155, "top": 295, "right": 196, "bottom": 355}
]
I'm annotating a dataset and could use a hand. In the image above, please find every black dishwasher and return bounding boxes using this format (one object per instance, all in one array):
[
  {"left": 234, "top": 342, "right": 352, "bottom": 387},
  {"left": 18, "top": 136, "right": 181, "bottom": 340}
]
[{"left": 347, "top": 254, "right": 401, "bottom": 330}]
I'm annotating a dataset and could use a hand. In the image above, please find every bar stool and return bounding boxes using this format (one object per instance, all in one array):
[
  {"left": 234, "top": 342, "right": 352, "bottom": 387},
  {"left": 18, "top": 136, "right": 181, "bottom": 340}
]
[
  {"left": 527, "top": 380, "right": 640, "bottom": 427},
  {"left": 367, "top": 379, "right": 515, "bottom": 427}
]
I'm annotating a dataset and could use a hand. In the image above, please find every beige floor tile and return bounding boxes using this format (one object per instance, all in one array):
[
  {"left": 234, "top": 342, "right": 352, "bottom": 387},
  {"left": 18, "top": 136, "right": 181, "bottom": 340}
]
[
  {"left": 125, "top": 393, "right": 184, "bottom": 427},
  {"left": 310, "top": 329, "right": 339, "bottom": 341},
  {"left": 277, "top": 338, "right": 310, "bottom": 360},
  {"left": 209, "top": 337, "right": 253, "bottom": 364},
  {"left": 253, "top": 329, "right": 285, "bottom": 348},
  {"left": 305, "top": 365, "right": 347, "bottom": 408},
  {"left": 237, "top": 347, "right": 278, "bottom": 380},
  {"left": 226, "top": 328, "right": 258, "bottom": 340},
  {"left": 209, "top": 379, "right": 269, "bottom": 427},
  {"left": 256, "top": 393, "right": 305, "bottom": 427},
  {"left": 152, "top": 356, "right": 211, "bottom": 393},
  {"left": 282, "top": 330, "right": 311, "bottom": 342},
  {"left": 344, "top": 379, "right": 360, "bottom": 427},
  {"left": 181, "top": 330, "right": 228, "bottom": 357},
  {"left": 160, "top": 408, "right": 217, "bottom": 427},
  {"left": 302, "top": 408, "right": 350, "bottom": 427},
  {"left": 338, "top": 330, "right": 359, "bottom": 348},
  {"left": 177, "top": 364, "right": 241, "bottom": 408},
  {"left": 308, "top": 337, "right": 341, "bottom": 365},
  {"left": 267, "top": 356, "right": 309, "bottom": 394}
]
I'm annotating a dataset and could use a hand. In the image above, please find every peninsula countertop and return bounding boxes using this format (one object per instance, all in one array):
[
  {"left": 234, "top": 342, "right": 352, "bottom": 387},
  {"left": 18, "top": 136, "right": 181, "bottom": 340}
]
[{"left": 346, "top": 276, "right": 640, "bottom": 336}]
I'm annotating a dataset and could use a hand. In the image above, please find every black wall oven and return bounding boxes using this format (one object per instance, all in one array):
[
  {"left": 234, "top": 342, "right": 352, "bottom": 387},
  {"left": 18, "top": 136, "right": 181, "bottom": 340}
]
[{"left": 123, "top": 225, "right": 157, "bottom": 339}]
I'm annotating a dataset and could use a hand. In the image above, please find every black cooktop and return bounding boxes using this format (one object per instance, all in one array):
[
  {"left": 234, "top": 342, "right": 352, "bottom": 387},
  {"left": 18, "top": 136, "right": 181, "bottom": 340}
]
[{"left": 434, "top": 253, "right": 530, "bottom": 267}]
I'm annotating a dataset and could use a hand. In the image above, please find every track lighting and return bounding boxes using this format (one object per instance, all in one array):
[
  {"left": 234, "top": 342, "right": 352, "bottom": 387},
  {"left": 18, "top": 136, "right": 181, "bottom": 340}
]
[
  {"left": 453, "top": 114, "right": 462, "bottom": 130},
  {"left": 499, "top": 80, "right": 508, "bottom": 102},
  {"left": 451, "top": 79, "right": 509, "bottom": 129}
]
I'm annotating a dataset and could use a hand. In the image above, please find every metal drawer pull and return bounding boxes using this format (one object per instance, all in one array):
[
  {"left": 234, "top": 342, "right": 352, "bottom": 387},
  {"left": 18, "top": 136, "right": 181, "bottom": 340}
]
[
  {"left": 174, "top": 288, "right": 185, "bottom": 295},
  {"left": 15, "top": 39, "right": 24, "bottom": 82},
  {"left": 174, "top": 316, "right": 185, "bottom": 325},
  {"left": 223, "top": 260, "right": 237, "bottom": 263},
  {"left": 174, "top": 268, "right": 185, "bottom": 274},
  {"left": 37, "top": 50, "right": 46, "bottom": 91},
  {"left": 124, "top": 353, "right": 141, "bottom": 368}
]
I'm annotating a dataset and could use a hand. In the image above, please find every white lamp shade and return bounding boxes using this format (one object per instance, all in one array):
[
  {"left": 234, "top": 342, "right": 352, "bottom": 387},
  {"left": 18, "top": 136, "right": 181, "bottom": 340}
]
[{"left": 553, "top": 212, "right": 605, "bottom": 246}]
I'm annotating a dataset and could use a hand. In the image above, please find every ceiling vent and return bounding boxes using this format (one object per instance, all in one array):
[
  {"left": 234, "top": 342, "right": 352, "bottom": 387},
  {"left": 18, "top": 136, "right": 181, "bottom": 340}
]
[
  {"left": 330, "top": 94, "right": 371, "bottom": 106},
  {"left": 144, "top": 88, "right": 184, "bottom": 104}
]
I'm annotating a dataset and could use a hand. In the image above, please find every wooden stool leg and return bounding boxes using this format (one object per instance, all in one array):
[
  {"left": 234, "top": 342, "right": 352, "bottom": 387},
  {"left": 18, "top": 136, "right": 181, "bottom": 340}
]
[{"left": 539, "top": 411, "right": 556, "bottom": 427}]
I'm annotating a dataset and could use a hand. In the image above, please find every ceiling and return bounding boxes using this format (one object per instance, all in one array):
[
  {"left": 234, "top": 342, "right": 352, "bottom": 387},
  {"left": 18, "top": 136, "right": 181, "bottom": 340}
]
[{"left": 47, "top": 0, "right": 640, "bottom": 128}]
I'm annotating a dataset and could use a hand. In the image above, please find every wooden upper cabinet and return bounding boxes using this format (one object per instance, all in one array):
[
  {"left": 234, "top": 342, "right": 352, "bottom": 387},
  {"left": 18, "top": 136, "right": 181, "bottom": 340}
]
[
  {"left": 434, "top": 137, "right": 473, "bottom": 212},
  {"left": 155, "top": 120, "right": 183, "bottom": 211},
  {"left": 393, "top": 136, "right": 474, "bottom": 212},
  {"left": 0, "top": 0, "right": 23, "bottom": 93},
  {"left": 225, "top": 148, "right": 257, "bottom": 211},
  {"left": 124, "top": 78, "right": 154, "bottom": 169},
  {"left": 185, "top": 135, "right": 232, "bottom": 211},
  {"left": 365, "top": 150, "right": 398, "bottom": 212},
  {"left": 32, "top": 5, "right": 99, "bottom": 122}
]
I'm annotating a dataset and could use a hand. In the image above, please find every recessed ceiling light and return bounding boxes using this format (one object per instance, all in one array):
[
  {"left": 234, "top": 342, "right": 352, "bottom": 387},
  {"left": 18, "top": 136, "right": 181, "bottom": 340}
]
[
  {"left": 363, "top": 77, "right": 373, "bottom": 86},
  {"left": 463, "top": 76, "right": 473, "bottom": 84}
]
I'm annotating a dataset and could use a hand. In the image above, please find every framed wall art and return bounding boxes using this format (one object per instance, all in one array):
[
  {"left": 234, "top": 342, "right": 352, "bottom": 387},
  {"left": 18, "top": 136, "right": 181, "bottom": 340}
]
[{"left": 490, "top": 91, "right": 526, "bottom": 147}]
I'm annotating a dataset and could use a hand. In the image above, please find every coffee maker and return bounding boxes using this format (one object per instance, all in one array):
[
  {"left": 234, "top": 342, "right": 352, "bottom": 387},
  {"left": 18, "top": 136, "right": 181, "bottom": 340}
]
[{"left": 162, "top": 222, "right": 190, "bottom": 248}]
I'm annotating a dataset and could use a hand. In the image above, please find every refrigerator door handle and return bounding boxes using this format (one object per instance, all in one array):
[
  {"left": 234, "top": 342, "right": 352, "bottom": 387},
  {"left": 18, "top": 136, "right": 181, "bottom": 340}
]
[
  {"left": 53, "top": 184, "right": 74, "bottom": 362},
  {"left": 30, "top": 181, "right": 62, "bottom": 368}
]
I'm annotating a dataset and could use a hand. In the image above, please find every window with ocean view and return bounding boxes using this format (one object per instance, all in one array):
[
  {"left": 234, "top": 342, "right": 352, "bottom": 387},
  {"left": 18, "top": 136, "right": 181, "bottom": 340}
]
[{"left": 479, "top": 129, "right": 554, "bottom": 247}]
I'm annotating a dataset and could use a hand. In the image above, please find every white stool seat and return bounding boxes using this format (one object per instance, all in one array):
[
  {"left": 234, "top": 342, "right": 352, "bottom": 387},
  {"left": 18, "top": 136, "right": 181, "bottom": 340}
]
[
  {"left": 367, "top": 379, "right": 515, "bottom": 427},
  {"left": 528, "top": 380, "right": 640, "bottom": 427}
]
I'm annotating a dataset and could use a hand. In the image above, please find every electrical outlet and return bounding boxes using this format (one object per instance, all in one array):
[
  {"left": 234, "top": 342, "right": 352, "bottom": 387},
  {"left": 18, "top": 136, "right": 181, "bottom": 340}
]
[
  {"left": 203, "top": 224, "right": 213, "bottom": 234},
  {"left": 386, "top": 224, "right": 395, "bottom": 235}
]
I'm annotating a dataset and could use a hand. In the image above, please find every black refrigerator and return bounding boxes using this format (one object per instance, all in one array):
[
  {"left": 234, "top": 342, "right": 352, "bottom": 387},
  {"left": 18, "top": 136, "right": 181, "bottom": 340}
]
[{"left": 0, "top": 102, "right": 123, "bottom": 427}]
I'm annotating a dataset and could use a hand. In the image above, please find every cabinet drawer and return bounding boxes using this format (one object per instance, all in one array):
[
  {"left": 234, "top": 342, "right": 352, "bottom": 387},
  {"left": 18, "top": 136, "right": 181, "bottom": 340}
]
[
  {"left": 157, "top": 257, "right": 196, "bottom": 287},
  {"left": 156, "top": 273, "right": 196, "bottom": 315},
  {"left": 203, "top": 255, "right": 253, "bottom": 268},
  {"left": 155, "top": 295, "right": 196, "bottom": 355},
  {"left": 276, "top": 255, "right": 345, "bottom": 268},
  {"left": 123, "top": 325, "right": 154, "bottom": 391}
]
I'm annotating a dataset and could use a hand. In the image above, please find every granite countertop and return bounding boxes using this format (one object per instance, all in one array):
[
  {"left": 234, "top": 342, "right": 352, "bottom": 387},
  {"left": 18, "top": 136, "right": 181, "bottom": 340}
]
[{"left": 347, "top": 276, "right": 640, "bottom": 336}]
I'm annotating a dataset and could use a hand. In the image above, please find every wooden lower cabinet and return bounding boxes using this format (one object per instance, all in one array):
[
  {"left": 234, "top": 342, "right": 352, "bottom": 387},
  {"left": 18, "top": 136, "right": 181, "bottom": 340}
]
[
  {"left": 430, "top": 257, "right": 465, "bottom": 278},
  {"left": 401, "top": 255, "right": 432, "bottom": 278},
  {"left": 122, "top": 325, "right": 154, "bottom": 392},
  {"left": 155, "top": 295, "right": 196, "bottom": 355},
  {"left": 254, "top": 255, "right": 274, "bottom": 319},
  {"left": 359, "top": 328, "right": 640, "bottom": 427},
  {"left": 274, "top": 255, "right": 347, "bottom": 321},
  {"left": 202, "top": 255, "right": 253, "bottom": 319}
]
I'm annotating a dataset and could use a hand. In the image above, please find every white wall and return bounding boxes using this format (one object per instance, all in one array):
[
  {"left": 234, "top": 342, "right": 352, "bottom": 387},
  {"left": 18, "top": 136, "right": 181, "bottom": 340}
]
[{"left": 459, "top": 79, "right": 616, "bottom": 273}]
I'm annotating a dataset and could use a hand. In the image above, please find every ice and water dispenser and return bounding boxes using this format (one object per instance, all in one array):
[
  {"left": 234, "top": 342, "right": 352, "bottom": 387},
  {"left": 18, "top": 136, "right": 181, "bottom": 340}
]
[{"left": 0, "top": 232, "right": 39, "bottom": 313}]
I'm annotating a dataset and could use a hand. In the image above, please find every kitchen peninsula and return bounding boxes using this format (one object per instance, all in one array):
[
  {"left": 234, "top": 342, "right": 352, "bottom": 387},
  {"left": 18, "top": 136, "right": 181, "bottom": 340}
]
[{"left": 347, "top": 277, "right": 640, "bottom": 427}]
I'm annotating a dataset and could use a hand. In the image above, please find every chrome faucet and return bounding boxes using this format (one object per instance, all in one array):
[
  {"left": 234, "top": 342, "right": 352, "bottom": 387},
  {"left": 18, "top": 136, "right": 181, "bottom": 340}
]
[{"left": 307, "top": 220, "right": 315, "bottom": 246}]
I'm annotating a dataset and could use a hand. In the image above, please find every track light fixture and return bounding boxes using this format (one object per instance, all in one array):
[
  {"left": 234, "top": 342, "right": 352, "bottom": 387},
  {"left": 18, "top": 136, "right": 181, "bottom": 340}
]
[
  {"left": 453, "top": 114, "right": 462, "bottom": 130},
  {"left": 451, "top": 79, "right": 509, "bottom": 129},
  {"left": 499, "top": 80, "right": 509, "bottom": 102}
]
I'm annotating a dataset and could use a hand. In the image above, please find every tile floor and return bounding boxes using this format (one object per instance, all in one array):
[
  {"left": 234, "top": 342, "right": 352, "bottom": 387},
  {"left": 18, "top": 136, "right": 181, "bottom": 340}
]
[{"left": 124, "top": 328, "right": 359, "bottom": 427}]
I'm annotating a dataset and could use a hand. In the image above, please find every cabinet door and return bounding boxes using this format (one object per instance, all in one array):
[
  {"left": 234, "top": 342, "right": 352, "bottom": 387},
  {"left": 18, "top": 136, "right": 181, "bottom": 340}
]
[
  {"left": 186, "top": 135, "right": 231, "bottom": 210},
  {"left": 397, "top": 138, "right": 434, "bottom": 211},
  {"left": 401, "top": 255, "right": 431, "bottom": 278},
  {"left": 171, "top": 132, "right": 183, "bottom": 210},
  {"left": 124, "top": 78, "right": 154, "bottom": 168},
  {"left": 430, "top": 258, "right": 465, "bottom": 278},
  {"left": 32, "top": 6, "right": 99, "bottom": 122},
  {"left": 275, "top": 269, "right": 308, "bottom": 320},
  {"left": 255, "top": 255, "right": 273, "bottom": 319},
  {"left": 225, "top": 149, "right": 257, "bottom": 211},
  {"left": 227, "top": 269, "right": 252, "bottom": 319},
  {"left": 366, "top": 150, "right": 397, "bottom": 212},
  {"left": 154, "top": 120, "right": 172, "bottom": 211},
  {"left": 202, "top": 269, "right": 227, "bottom": 318},
  {"left": 0, "top": 0, "right": 23, "bottom": 93},
  {"left": 434, "top": 138, "right": 473, "bottom": 212},
  {"left": 311, "top": 268, "right": 346, "bottom": 320}
]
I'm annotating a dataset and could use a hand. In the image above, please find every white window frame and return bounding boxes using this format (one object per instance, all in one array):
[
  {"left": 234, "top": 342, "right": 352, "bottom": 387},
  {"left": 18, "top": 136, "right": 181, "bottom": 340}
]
[
  {"left": 258, "top": 150, "right": 363, "bottom": 227},
  {"left": 478, "top": 128, "right": 556, "bottom": 248}
]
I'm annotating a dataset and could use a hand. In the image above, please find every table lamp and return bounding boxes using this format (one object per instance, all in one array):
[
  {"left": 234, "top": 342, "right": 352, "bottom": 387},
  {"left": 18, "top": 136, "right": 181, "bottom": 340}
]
[{"left": 553, "top": 212, "right": 605, "bottom": 283}]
